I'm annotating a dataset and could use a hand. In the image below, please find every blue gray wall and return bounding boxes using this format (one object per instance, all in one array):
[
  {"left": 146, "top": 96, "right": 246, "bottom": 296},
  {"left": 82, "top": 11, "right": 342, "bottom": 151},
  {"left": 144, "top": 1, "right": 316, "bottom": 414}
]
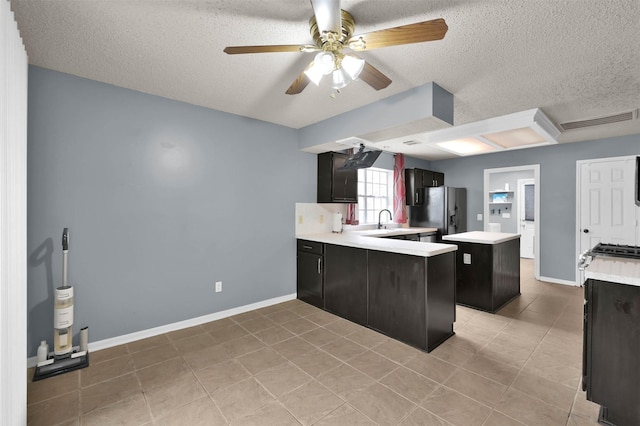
[
  {"left": 27, "top": 66, "right": 316, "bottom": 356},
  {"left": 26, "top": 65, "right": 640, "bottom": 356},
  {"left": 430, "top": 135, "right": 640, "bottom": 281}
]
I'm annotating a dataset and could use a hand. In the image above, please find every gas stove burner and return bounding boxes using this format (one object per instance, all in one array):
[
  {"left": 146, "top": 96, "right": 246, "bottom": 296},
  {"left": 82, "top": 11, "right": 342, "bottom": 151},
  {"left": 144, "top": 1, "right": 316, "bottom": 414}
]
[{"left": 589, "top": 243, "right": 640, "bottom": 259}]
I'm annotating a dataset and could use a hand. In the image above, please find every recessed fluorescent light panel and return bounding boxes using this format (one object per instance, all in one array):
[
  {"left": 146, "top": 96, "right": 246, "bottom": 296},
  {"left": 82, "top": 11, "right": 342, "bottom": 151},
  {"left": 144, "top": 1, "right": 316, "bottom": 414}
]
[
  {"left": 436, "top": 138, "right": 497, "bottom": 155},
  {"left": 482, "top": 127, "right": 547, "bottom": 148},
  {"left": 420, "top": 108, "right": 560, "bottom": 157}
]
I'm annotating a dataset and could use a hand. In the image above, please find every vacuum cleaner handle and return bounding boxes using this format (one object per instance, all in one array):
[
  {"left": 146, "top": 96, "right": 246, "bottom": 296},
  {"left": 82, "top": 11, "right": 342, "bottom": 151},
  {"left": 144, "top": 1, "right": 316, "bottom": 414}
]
[
  {"left": 62, "top": 228, "right": 69, "bottom": 287},
  {"left": 62, "top": 228, "right": 69, "bottom": 251}
]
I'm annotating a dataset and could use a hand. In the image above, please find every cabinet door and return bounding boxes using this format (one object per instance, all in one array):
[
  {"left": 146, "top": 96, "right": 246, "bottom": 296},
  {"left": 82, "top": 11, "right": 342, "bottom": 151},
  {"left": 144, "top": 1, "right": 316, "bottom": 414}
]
[
  {"left": 324, "top": 245, "right": 368, "bottom": 325},
  {"left": 297, "top": 240, "right": 323, "bottom": 308},
  {"left": 405, "top": 169, "right": 424, "bottom": 206},
  {"left": 587, "top": 280, "right": 640, "bottom": 425},
  {"left": 368, "top": 251, "right": 427, "bottom": 349},
  {"left": 317, "top": 152, "right": 357, "bottom": 203},
  {"left": 433, "top": 172, "right": 445, "bottom": 187},
  {"left": 421, "top": 170, "right": 434, "bottom": 188},
  {"left": 332, "top": 155, "right": 358, "bottom": 202}
]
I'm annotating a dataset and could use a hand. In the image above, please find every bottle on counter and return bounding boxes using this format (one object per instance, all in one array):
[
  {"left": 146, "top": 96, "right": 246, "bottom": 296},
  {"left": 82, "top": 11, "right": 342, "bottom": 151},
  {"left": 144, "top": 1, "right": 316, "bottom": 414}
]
[{"left": 37, "top": 340, "right": 49, "bottom": 363}]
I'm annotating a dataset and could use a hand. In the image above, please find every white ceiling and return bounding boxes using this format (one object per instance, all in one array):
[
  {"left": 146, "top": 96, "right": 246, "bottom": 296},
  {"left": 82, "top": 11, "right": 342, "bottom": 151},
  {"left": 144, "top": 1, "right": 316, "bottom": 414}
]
[{"left": 10, "top": 0, "right": 640, "bottom": 160}]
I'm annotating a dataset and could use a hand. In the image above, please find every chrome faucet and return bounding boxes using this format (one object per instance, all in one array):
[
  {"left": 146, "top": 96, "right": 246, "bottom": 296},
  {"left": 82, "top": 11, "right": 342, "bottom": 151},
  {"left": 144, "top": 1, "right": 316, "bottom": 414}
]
[{"left": 378, "top": 209, "right": 393, "bottom": 229}]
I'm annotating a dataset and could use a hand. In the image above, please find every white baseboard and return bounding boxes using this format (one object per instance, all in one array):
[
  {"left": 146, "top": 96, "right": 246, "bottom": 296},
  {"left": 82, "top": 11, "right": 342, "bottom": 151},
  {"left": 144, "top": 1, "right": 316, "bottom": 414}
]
[
  {"left": 28, "top": 293, "right": 297, "bottom": 368},
  {"left": 538, "top": 275, "right": 580, "bottom": 287}
]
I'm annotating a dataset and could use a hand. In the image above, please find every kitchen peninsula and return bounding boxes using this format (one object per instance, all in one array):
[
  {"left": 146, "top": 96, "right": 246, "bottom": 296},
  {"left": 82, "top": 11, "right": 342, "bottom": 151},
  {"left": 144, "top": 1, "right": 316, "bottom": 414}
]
[{"left": 296, "top": 228, "right": 457, "bottom": 352}]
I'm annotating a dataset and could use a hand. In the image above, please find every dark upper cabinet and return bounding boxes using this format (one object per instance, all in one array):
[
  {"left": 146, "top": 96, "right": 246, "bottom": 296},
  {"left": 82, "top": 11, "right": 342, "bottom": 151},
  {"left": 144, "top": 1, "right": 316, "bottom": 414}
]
[
  {"left": 405, "top": 168, "right": 445, "bottom": 206},
  {"left": 317, "top": 152, "right": 358, "bottom": 203},
  {"left": 421, "top": 170, "right": 434, "bottom": 188},
  {"left": 433, "top": 172, "right": 445, "bottom": 187},
  {"left": 405, "top": 169, "right": 424, "bottom": 206}
]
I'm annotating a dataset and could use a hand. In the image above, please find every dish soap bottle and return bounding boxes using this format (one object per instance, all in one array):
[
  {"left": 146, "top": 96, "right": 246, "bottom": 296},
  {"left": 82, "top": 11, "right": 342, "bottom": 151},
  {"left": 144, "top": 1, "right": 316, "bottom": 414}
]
[{"left": 37, "top": 340, "right": 49, "bottom": 363}]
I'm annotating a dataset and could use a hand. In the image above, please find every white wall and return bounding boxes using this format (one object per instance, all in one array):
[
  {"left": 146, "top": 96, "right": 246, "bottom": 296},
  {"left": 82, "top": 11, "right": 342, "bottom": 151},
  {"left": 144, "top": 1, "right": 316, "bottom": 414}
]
[{"left": 0, "top": 1, "right": 29, "bottom": 424}]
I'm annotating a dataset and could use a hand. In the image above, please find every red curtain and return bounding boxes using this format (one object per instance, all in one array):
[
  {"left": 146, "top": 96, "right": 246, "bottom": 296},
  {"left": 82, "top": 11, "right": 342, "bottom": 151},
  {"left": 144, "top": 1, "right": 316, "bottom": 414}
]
[{"left": 393, "top": 154, "right": 407, "bottom": 223}]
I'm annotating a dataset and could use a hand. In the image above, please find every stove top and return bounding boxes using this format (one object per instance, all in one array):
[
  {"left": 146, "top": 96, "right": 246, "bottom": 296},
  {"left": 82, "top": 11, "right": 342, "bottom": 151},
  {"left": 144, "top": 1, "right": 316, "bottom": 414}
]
[{"left": 589, "top": 243, "right": 640, "bottom": 259}]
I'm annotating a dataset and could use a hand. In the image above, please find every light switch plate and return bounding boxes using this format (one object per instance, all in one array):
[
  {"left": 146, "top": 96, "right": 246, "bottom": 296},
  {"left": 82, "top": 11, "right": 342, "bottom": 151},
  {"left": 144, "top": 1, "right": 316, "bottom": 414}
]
[
  {"left": 463, "top": 253, "right": 471, "bottom": 264},
  {"left": 477, "top": 213, "right": 483, "bottom": 221}
]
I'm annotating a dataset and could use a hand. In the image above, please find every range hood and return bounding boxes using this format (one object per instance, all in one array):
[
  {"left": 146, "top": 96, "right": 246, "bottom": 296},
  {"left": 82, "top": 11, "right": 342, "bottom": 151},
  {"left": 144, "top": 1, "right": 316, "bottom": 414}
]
[{"left": 338, "top": 144, "right": 382, "bottom": 170}]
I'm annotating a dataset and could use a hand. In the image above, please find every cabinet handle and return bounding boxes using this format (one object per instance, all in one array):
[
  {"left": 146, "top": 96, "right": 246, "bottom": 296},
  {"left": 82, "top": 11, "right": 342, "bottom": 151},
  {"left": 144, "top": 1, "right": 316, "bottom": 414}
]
[
  {"left": 303, "top": 245, "right": 313, "bottom": 250},
  {"left": 415, "top": 192, "right": 419, "bottom": 203},
  {"left": 317, "top": 258, "right": 322, "bottom": 274}
]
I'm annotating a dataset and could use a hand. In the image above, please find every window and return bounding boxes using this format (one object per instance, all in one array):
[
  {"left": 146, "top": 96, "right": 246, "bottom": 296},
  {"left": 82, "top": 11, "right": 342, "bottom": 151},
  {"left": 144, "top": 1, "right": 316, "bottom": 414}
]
[{"left": 357, "top": 167, "right": 394, "bottom": 224}]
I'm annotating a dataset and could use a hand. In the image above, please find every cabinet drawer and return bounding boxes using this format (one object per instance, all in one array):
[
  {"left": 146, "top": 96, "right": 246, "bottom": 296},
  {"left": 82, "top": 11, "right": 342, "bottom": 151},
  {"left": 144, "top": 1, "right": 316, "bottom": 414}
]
[{"left": 297, "top": 240, "right": 324, "bottom": 255}]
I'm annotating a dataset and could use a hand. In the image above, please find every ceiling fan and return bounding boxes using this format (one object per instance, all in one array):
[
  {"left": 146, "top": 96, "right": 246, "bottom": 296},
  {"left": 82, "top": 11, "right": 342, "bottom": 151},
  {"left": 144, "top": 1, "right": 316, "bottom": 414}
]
[{"left": 223, "top": 0, "right": 448, "bottom": 95}]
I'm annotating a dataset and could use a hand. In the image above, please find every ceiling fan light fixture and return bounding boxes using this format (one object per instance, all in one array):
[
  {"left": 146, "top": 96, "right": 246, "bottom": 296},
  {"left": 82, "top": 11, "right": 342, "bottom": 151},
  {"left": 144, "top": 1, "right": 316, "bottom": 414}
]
[
  {"left": 331, "top": 67, "right": 351, "bottom": 89},
  {"left": 341, "top": 54, "right": 365, "bottom": 80},
  {"left": 304, "top": 62, "right": 324, "bottom": 86},
  {"left": 314, "top": 51, "right": 335, "bottom": 75}
]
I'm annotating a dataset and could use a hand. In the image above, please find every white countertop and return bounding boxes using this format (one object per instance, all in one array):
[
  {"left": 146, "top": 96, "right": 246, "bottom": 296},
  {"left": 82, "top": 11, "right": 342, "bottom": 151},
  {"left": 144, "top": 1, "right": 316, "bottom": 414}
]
[
  {"left": 442, "top": 231, "right": 520, "bottom": 245},
  {"left": 584, "top": 256, "right": 640, "bottom": 287},
  {"left": 297, "top": 228, "right": 456, "bottom": 258}
]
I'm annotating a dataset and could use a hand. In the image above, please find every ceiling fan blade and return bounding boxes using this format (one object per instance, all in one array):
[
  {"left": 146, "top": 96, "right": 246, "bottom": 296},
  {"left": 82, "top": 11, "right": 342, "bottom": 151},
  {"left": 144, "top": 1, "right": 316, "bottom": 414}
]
[
  {"left": 285, "top": 62, "right": 314, "bottom": 95},
  {"left": 347, "top": 18, "right": 448, "bottom": 51},
  {"left": 224, "top": 44, "right": 317, "bottom": 54},
  {"left": 310, "top": 0, "right": 341, "bottom": 34},
  {"left": 358, "top": 61, "right": 392, "bottom": 91}
]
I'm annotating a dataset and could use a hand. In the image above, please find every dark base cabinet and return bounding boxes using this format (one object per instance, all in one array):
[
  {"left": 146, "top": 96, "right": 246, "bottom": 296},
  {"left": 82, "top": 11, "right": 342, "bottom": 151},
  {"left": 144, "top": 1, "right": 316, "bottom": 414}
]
[
  {"left": 584, "top": 279, "right": 640, "bottom": 426},
  {"left": 454, "top": 238, "right": 520, "bottom": 313},
  {"left": 296, "top": 239, "right": 457, "bottom": 353},
  {"left": 324, "top": 245, "right": 368, "bottom": 326},
  {"left": 368, "top": 251, "right": 455, "bottom": 351},
  {"left": 296, "top": 240, "right": 324, "bottom": 309}
]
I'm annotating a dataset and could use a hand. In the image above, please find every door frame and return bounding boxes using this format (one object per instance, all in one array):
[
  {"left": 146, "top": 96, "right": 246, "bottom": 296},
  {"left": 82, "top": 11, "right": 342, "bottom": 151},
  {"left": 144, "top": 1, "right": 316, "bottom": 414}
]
[
  {"left": 575, "top": 155, "right": 639, "bottom": 285},
  {"left": 517, "top": 178, "right": 536, "bottom": 259},
  {"left": 484, "top": 164, "right": 540, "bottom": 280}
]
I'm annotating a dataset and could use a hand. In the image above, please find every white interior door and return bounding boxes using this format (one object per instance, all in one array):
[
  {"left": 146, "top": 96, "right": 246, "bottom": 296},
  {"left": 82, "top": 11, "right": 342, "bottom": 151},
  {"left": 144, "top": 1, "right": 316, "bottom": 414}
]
[
  {"left": 577, "top": 157, "right": 638, "bottom": 257},
  {"left": 517, "top": 179, "right": 535, "bottom": 258}
]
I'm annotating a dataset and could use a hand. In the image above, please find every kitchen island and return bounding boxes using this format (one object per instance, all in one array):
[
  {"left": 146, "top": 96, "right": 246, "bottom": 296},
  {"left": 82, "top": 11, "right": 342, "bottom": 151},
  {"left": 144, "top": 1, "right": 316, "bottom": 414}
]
[
  {"left": 443, "top": 231, "right": 520, "bottom": 313},
  {"left": 297, "top": 229, "right": 457, "bottom": 352}
]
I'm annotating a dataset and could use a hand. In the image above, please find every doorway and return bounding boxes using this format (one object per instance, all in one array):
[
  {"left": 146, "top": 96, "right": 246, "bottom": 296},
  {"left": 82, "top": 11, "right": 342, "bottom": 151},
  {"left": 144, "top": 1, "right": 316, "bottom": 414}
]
[
  {"left": 517, "top": 178, "right": 535, "bottom": 259},
  {"left": 484, "top": 165, "right": 540, "bottom": 280}
]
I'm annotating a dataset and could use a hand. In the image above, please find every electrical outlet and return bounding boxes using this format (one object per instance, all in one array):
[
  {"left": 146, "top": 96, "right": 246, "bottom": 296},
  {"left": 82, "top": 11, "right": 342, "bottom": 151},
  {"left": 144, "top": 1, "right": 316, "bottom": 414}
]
[
  {"left": 319, "top": 214, "right": 324, "bottom": 224},
  {"left": 215, "top": 281, "right": 222, "bottom": 293},
  {"left": 298, "top": 215, "right": 303, "bottom": 225}
]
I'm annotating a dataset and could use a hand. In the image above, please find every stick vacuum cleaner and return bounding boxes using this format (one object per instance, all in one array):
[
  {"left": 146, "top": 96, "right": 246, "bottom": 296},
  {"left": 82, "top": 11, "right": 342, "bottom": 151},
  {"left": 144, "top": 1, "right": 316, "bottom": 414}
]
[{"left": 33, "top": 228, "right": 89, "bottom": 381}]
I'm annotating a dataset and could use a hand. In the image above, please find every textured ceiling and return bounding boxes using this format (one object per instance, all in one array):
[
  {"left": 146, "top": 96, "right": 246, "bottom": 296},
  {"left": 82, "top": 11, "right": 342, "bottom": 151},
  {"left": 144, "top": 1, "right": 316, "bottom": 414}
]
[{"left": 10, "top": 0, "right": 640, "bottom": 159}]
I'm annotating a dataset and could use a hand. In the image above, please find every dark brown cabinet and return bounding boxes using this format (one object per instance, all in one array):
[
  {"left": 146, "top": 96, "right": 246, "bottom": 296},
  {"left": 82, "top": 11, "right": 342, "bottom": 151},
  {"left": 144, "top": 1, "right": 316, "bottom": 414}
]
[
  {"left": 296, "top": 239, "right": 457, "bottom": 353},
  {"left": 323, "top": 244, "right": 368, "bottom": 326},
  {"left": 433, "top": 172, "right": 445, "bottom": 187},
  {"left": 296, "top": 240, "right": 324, "bottom": 309},
  {"left": 368, "top": 250, "right": 455, "bottom": 351},
  {"left": 405, "top": 168, "right": 445, "bottom": 205},
  {"left": 452, "top": 238, "right": 520, "bottom": 313},
  {"left": 317, "top": 152, "right": 358, "bottom": 203},
  {"left": 583, "top": 279, "right": 640, "bottom": 426}
]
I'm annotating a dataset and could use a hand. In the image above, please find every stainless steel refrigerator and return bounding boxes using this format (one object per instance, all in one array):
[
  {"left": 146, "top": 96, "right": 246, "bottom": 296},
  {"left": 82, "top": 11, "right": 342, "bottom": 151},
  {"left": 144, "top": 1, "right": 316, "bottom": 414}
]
[{"left": 409, "top": 187, "right": 466, "bottom": 239}]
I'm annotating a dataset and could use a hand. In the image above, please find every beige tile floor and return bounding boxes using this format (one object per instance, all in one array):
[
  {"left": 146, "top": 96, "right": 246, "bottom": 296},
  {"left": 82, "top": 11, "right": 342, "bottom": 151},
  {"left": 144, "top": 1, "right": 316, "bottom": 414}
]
[{"left": 27, "top": 259, "right": 601, "bottom": 425}]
